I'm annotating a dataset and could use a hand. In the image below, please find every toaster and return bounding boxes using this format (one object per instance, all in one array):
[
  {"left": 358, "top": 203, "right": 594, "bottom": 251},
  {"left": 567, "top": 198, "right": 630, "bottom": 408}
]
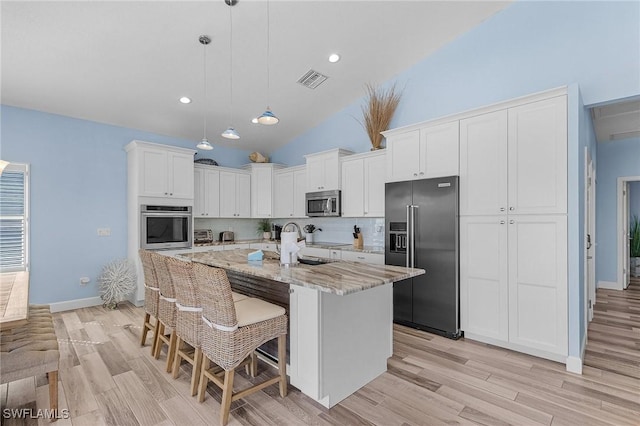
[{"left": 219, "top": 231, "right": 235, "bottom": 242}]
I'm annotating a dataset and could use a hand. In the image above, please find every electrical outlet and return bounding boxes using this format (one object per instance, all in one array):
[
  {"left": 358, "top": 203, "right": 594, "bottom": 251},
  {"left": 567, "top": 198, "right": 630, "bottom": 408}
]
[
  {"left": 375, "top": 225, "right": 384, "bottom": 233},
  {"left": 80, "top": 277, "right": 90, "bottom": 286},
  {"left": 97, "top": 228, "right": 111, "bottom": 236}
]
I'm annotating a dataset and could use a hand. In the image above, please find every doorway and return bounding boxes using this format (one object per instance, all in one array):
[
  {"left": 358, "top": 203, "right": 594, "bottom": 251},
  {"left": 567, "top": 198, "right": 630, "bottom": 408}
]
[
  {"left": 618, "top": 176, "right": 640, "bottom": 290},
  {"left": 585, "top": 148, "right": 595, "bottom": 322}
]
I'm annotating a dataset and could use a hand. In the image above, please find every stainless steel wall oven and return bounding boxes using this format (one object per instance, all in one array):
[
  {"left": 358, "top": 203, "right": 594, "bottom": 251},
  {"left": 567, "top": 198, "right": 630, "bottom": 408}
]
[{"left": 140, "top": 205, "right": 192, "bottom": 250}]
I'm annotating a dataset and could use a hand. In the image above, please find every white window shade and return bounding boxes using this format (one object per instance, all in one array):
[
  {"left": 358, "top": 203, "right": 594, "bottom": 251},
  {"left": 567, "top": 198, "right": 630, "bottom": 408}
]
[{"left": 0, "top": 163, "right": 28, "bottom": 271}]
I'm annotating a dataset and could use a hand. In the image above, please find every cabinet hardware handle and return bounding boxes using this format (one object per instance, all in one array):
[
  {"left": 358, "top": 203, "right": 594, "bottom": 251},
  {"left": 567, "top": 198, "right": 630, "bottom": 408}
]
[
  {"left": 164, "top": 192, "right": 168, "bottom": 195},
  {"left": 500, "top": 207, "right": 505, "bottom": 212},
  {"left": 413, "top": 173, "right": 418, "bottom": 177},
  {"left": 289, "top": 288, "right": 294, "bottom": 294},
  {"left": 357, "top": 256, "right": 365, "bottom": 259},
  {"left": 500, "top": 220, "right": 505, "bottom": 224},
  {"left": 419, "top": 172, "right": 424, "bottom": 175},
  {"left": 509, "top": 220, "right": 515, "bottom": 224},
  {"left": 509, "top": 207, "right": 514, "bottom": 211}
]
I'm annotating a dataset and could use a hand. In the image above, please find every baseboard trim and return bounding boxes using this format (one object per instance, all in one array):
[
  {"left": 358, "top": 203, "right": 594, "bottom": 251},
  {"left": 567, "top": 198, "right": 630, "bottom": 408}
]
[
  {"left": 49, "top": 296, "right": 103, "bottom": 313},
  {"left": 597, "top": 280, "right": 621, "bottom": 290},
  {"left": 566, "top": 332, "right": 588, "bottom": 375}
]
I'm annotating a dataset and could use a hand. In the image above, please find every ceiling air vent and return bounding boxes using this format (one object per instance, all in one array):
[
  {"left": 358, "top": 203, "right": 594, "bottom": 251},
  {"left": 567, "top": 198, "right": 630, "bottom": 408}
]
[{"left": 297, "top": 69, "right": 328, "bottom": 89}]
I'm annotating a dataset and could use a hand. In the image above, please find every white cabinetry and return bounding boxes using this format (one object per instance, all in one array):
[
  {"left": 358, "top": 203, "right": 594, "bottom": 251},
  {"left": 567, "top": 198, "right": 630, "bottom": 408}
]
[
  {"left": 274, "top": 166, "right": 307, "bottom": 218},
  {"left": 459, "top": 91, "right": 568, "bottom": 363},
  {"left": 194, "top": 165, "right": 220, "bottom": 217},
  {"left": 219, "top": 169, "right": 251, "bottom": 218},
  {"left": 304, "top": 149, "right": 353, "bottom": 191},
  {"left": 340, "top": 251, "right": 384, "bottom": 265},
  {"left": 245, "top": 163, "right": 284, "bottom": 218},
  {"left": 341, "top": 151, "right": 385, "bottom": 217},
  {"left": 126, "top": 140, "right": 194, "bottom": 201},
  {"left": 460, "top": 96, "right": 567, "bottom": 216},
  {"left": 384, "top": 121, "right": 459, "bottom": 183}
]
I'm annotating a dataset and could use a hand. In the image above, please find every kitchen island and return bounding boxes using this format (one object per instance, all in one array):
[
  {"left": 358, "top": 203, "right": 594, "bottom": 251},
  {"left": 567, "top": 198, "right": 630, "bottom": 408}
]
[{"left": 178, "top": 248, "right": 424, "bottom": 408}]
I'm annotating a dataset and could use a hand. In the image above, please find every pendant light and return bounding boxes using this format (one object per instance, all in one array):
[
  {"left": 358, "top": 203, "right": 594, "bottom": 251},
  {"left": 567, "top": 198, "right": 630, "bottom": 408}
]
[
  {"left": 222, "top": 0, "right": 239, "bottom": 139},
  {"left": 257, "top": 0, "right": 279, "bottom": 125},
  {"left": 196, "top": 35, "right": 214, "bottom": 150}
]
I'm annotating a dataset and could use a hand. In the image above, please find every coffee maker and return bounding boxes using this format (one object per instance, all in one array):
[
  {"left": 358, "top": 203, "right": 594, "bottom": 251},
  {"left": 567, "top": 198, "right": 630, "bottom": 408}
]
[{"left": 271, "top": 223, "right": 282, "bottom": 241}]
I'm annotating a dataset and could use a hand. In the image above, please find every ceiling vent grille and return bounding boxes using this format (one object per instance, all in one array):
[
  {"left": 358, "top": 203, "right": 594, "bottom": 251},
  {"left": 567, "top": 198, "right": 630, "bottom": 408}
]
[{"left": 297, "top": 69, "right": 328, "bottom": 89}]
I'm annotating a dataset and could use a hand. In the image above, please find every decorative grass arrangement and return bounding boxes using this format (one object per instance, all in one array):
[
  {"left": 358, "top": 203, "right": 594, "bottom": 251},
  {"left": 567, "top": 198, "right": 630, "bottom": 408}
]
[
  {"left": 631, "top": 215, "right": 640, "bottom": 258},
  {"left": 361, "top": 83, "right": 402, "bottom": 150}
]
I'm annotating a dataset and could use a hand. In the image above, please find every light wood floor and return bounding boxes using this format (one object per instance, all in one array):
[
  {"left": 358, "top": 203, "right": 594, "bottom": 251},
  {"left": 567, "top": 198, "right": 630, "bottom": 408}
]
[{"left": 1, "top": 283, "right": 639, "bottom": 426}]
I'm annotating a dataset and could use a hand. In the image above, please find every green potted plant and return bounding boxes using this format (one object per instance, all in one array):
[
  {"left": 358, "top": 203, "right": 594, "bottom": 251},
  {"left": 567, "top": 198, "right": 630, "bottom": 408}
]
[
  {"left": 257, "top": 218, "right": 271, "bottom": 240},
  {"left": 303, "top": 224, "right": 322, "bottom": 243},
  {"left": 631, "top": 215, "right": 640, "bottom": 277}
]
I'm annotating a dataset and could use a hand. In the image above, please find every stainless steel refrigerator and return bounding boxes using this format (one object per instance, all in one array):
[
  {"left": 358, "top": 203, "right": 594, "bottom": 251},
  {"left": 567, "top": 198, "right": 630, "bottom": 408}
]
[{"left": 385, "top": 176, "right": 460, "bottom": 339}]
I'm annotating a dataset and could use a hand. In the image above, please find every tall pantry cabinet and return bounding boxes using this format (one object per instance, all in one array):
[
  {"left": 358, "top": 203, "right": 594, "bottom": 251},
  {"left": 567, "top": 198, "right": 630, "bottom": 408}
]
[{"left": 459, "top": 92, "right": 568, "bottom": 362}]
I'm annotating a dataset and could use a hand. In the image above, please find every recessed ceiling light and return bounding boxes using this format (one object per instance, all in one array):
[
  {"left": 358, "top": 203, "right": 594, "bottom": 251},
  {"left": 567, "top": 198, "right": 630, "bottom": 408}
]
[
  {"left": 179, "top": 96, "right": 192, "bottom": 104},
  {"left": 328, "top": 53, "right": 340, "bottom": 63}
]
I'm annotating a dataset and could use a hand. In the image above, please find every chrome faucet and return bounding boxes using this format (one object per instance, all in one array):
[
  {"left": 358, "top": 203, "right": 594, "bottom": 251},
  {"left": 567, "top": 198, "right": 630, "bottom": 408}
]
[{"left": 282, "top": 222, "right": 303, "bottom": 240}]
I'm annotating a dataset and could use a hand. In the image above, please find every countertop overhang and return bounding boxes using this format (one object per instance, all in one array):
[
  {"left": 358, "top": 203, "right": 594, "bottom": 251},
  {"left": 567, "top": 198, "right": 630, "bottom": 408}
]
[{"left": 178, "top": 249, "right": 424, "bottom": 295}]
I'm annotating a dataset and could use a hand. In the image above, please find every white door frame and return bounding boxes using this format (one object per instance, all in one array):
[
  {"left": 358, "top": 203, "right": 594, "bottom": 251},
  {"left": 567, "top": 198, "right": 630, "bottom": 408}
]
[
  {"left": 584, "top": 148, "right": 595, "bottom": 324},
  {"left": 617, "top": 176, "right": 640, "bottom": 290}
]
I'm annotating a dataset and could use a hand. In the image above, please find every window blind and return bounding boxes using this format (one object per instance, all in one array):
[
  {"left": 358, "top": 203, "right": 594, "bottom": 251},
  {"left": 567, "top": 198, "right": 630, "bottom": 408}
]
[{"left": 0, "top": 164, "right": 28, "bottom": 271}]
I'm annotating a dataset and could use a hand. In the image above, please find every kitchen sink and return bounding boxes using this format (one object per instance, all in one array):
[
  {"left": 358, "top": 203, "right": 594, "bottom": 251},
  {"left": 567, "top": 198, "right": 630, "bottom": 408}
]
[{"left": 298, "top": 256, "right": 332, "bottom": 266}]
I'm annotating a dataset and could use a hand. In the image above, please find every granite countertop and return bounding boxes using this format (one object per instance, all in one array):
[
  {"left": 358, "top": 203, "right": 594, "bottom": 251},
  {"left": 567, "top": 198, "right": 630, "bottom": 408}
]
[
  {"left": 178, "top": 249, "right": 424, "bottom": 296},
  {"left": 195, "top": 240, "right": 384, "bottom": 254}
]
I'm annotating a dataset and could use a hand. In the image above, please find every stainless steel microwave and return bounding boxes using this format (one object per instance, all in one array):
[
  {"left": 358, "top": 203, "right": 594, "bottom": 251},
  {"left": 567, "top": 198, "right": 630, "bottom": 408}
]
[
  {"left": 305, "top": 190, "right": 341, "bottom": 217},
  {"left": 140, "top": 205, "right": 192, "bottom": 250}
]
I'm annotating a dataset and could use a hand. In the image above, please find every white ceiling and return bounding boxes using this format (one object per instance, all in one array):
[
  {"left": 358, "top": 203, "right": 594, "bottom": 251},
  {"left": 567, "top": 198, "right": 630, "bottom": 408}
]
[
  {"left": 591, "top": 99, "right": 640, "bottom": 143},
  {"left": 1, "top": 1, "right": 511, "bottom": 154}
]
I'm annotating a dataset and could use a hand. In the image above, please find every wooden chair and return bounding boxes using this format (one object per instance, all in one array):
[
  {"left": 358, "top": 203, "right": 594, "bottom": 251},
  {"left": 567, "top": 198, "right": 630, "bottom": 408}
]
[
  {"left": 138, "top": 249, "right": 160, "bottom": 355},
  {"left": 0, "top": 305, "right": 59, "bottom": 422},
  {"left": 150, "top": 252, "right": 178, "bottom": 373},
  {"left": 194, "top": 263, "right": 287, "bottom": 426},
  {"left": 165, "top": 256, "right": 204, "bottom": 396}
]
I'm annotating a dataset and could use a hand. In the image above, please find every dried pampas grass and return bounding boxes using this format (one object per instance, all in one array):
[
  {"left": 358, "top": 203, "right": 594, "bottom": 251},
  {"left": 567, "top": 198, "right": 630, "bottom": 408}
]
[{"left": 361, "top": 83, "right": 402, "bottom": 150}]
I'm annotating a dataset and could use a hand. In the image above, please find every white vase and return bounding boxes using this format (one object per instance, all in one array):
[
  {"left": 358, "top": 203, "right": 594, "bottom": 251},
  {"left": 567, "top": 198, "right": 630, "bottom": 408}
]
[
  {"left": 263, "top": 231, "right": 271, "bottom": 241},
  {"left": 306, "top": 233, "right": 313, "bottom": 244}
]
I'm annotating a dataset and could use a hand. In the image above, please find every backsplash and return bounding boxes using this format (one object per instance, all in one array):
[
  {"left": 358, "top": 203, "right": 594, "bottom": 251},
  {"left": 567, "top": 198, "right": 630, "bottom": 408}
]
[{"left": 194, "top": 217, "right": 385, "bottom": 247}]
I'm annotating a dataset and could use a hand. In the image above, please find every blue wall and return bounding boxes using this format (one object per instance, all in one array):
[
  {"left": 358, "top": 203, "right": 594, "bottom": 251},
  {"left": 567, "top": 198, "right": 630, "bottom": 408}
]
[
  {"left": 0, "top": 106, "right": 251, "bottom": 304},
  {"left": 270, "top": 0, "right": 640, "bottom": 361},
  {"left": 596, "top": 138, "right": 640, "bottom": 285}
]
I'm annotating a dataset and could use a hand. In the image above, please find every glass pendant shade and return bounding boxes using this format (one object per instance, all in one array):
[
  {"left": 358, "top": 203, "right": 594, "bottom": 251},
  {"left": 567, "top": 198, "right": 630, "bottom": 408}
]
[
  {"left": 257, "top": 108, "right": 279, "bottom": 125},
  {"left": 221, "top": 127, "right": 240, "bottom": 139},
  {"left": 197, "top": 138, "right": 213, "bottom": 150}
]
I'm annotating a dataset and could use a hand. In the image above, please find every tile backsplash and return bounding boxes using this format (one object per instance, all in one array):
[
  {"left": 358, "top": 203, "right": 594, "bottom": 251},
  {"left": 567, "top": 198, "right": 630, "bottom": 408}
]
[{"left": 195, "top": 217, "right": 385, "bottom": 247}]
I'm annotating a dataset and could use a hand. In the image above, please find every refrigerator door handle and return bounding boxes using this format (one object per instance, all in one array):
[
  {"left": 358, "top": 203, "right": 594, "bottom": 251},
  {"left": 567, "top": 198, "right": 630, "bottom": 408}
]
[
  {"left": 406, "top": 205, "right": 411, "bottom": 267},
  {"left": 410, "top": 205, "right": 418, "bottom": 268}
]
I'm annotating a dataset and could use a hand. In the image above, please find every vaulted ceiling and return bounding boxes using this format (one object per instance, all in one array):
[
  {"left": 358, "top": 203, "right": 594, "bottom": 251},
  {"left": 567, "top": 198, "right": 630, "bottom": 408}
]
[{"left": 1, "top": 1, "right": 511, "bottom": 153}]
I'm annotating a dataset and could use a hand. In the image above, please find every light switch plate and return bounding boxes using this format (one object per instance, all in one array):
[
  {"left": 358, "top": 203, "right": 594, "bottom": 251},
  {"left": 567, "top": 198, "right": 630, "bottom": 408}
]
[{"left": 97, "top": 228, "right": 111, "bottom": 236}]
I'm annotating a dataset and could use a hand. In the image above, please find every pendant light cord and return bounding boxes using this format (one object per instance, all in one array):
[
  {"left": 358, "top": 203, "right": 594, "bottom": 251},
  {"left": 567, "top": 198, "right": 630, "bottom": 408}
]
[
  {"left": 203, "top": 39, "right": 208, "bottom": 140},
  {"left": 266, "top": 0, "right": 270, "bottom": 107},
  {"left": 229, "top": 3, "right": 234, "bottom": 125}
]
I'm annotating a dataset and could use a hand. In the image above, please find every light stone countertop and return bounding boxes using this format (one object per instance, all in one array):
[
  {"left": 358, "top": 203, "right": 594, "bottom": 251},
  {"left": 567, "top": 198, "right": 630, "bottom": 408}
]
[
  {"left": 178, "top": 249, "right": 423, "bottom": 296},
  {"left": 195, "top": 240, "right": 384, "bottom": 254}
]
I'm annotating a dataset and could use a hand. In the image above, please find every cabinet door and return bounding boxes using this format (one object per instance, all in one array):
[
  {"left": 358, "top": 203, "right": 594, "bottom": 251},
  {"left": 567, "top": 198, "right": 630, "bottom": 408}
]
[
  {"left": 460, "top": 216, "right": 509, "bottom": 342},
  {"left": 364, "top": 154, "right": 385, "bottom": 217},
  {"left": 204, "top": 169, "right": 220, "bottom": 217},
  {"left": 508, "top": 96, "right": 567, "bottom": 215},
  {"left": 274, "top": 171, "right": 294, "bottom": 218},
  {"left": 236, "top": 173, "right": 251, "bottom": 218},
  {"left": 422, "top": 121, "right": 459, "bottom": 178},
  {"left": 252, "top": 167, "right": 273, "bottom": 218},
  {"left": 289, "top": 285, "right": 321, "bottom": 399},
  {"left": 168, "top": 152, "right": 194, "bottom": 199},
  {"left": 219, "top": 171, "right": 237, "bottom": 218},
  {"left": 386, "top": 130, "right": 420, "bottom": 182},
  {"left": 306, "top": 157, "right": 326, "bottom": 191},
  {"left": 341, "top": 159, "right": 364, "bottom": 217},
  {"left": 194, "top": 168, "right": 206, "bottom": 217},
  {"left": 508, "top": 215, "right": 567, "bottom": 356},
  {"left": 139, "top": 149, "right": 168, "bottom": 197},
  {"left": 459, "top": 110, "right": 508, "bottom": 215},
  {"left": 293, "top": 169, "right": 307, "bottom": 218}
]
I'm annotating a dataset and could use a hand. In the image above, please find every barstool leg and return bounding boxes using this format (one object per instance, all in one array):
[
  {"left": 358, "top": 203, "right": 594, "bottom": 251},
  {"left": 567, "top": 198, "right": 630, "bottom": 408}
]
[
  {"left": 278, "top": 334, "right": 287, "bottom": 397},
  {"left": 191, "top": 348, "right": 203, "bottom": 396},
  {"left": 166, "top": 330, "right": 177, "bottom": 373},
  {"left": 171, "top": 337, "right": 183, "bottom": 379},
  {"left": 140, "top": 313, "right": 150, "bottom": 346},
  {"left": 220, "top": 369, "right": 235, "bottom": 426},
  {"left": 197, "top": 357, "right": 210, "bottom": 403},
  {"left": 153, "top": 322, "right": 164, "bottom": 359}
]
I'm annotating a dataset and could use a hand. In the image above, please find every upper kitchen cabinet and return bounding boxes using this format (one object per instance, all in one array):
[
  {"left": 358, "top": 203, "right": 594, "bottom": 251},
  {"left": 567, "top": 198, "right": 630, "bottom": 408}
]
[
  {"left": 460, "top": 94, "right": 567, "bottom": 216},
  {"left": 125, "top": 140, "right": 195, "bottom": 201},
  {"left": 274, "top": 166, "right": 307, "bottom": 218},
  {"left": 194, "top": 165, "right": 220, "bottom": 218},
  {"left": 341, "top": 151, "right": 386, "bottom": 217},
  {"left": 244, "top": 163, "right": 284, "bottom": 218},
  {"left": 304, "top": 149, "right": 353, "bottom": 191},
  {"left": 383, "top": 121, "right": 459, "bottom": 183},
  {"left": 219, "top": 169, "right": 251, "bottom": 218}
]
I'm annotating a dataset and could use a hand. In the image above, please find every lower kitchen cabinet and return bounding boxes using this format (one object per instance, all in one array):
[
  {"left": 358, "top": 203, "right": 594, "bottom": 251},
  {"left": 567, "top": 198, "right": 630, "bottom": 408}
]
[
  {"left": 460, "top": 215, "right": 568, "bottom": 361},
  {"left": 340, "top": 251, "right": 384, "bottom": 265}
]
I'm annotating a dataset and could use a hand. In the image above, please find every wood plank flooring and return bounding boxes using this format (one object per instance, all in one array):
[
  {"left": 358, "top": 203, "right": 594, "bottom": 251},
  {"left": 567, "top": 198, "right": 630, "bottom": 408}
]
[{"left": 1, "top": 282, "right": 638, "bottom": 426}]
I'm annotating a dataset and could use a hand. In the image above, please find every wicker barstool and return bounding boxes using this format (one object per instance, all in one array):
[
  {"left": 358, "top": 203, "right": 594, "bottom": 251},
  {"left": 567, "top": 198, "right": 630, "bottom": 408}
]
[
  {"left": 150, "top": 252, "right": 178, "bottom": 373},
  {"left": 165, "top": 256, "right": 204, "bottom": 396},
  {"left": 194, "top": 263, "right": 287, "bottom": 426},
  {"left": 138, "top": 249, "right": 160, "bottom": 355}
]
